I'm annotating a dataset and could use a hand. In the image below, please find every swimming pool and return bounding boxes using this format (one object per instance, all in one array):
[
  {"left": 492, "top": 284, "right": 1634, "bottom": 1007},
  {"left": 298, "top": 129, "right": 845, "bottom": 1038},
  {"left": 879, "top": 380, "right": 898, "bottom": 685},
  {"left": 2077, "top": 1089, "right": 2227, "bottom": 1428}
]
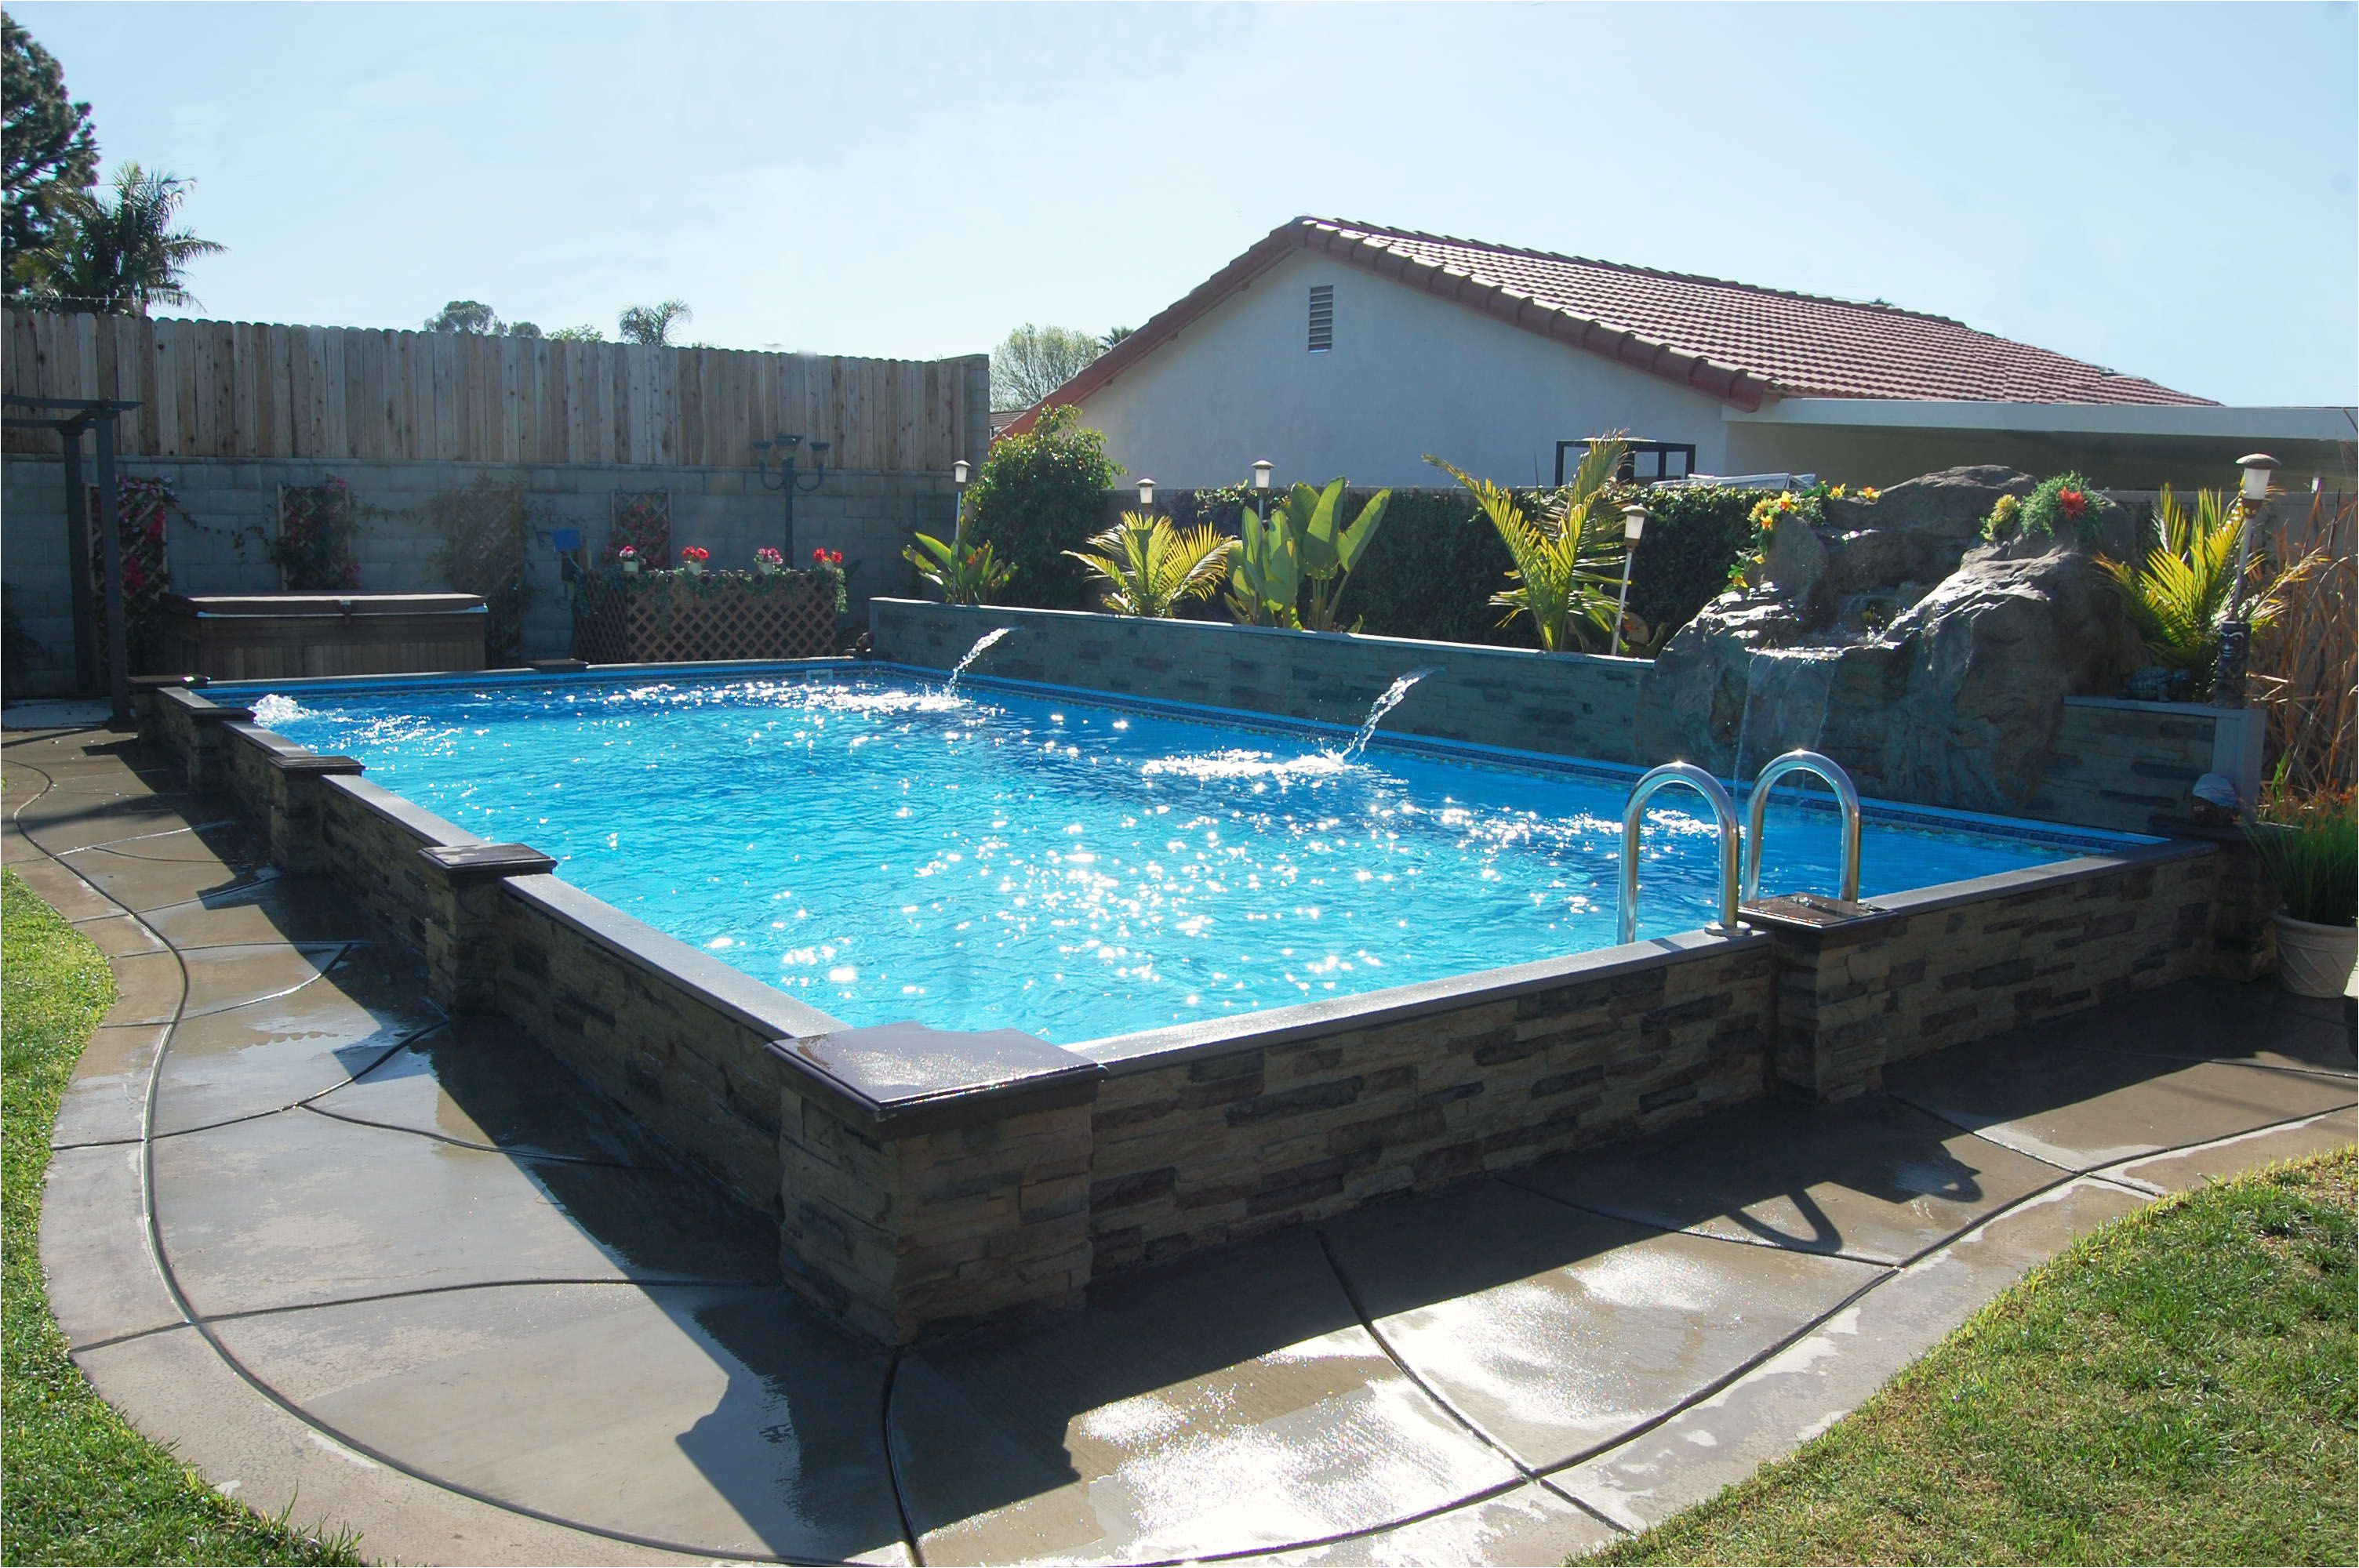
[{"left": 240, "top": 666, "right": 2131, "bottom": 1044}]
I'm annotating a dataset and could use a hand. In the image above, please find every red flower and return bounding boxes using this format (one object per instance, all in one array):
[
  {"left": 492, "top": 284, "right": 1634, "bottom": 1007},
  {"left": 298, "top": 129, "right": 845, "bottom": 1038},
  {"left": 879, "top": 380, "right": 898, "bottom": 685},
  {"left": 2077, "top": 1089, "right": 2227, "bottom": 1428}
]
[
  {"left": 812, "top": 547, "right": 827, "bottom": 562},
  {"left": 827, "top": 550, "right": 843, "bottom": 565},
  {"left": 2059, "top": 488, "right": 2087, "bottom": 520}
]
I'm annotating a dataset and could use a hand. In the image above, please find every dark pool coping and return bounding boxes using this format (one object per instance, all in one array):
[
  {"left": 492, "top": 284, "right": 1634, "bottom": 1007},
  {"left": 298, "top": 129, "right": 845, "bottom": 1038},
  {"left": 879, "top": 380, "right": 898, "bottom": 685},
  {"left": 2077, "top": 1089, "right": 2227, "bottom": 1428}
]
[{"left": 1072, "top": 927, "right": 1772, "bottom": 1073}]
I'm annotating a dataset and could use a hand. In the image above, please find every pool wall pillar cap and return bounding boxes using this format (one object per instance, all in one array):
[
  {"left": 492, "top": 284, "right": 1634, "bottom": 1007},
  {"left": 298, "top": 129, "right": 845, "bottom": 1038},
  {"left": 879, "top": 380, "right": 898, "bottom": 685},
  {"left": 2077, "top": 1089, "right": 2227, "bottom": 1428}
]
[
  {"left": 772, "top": 1021, "right": 1105, "bottom": 1137},
  {"left": 419, "top": 842, "right": 559, "bottom": 884}
]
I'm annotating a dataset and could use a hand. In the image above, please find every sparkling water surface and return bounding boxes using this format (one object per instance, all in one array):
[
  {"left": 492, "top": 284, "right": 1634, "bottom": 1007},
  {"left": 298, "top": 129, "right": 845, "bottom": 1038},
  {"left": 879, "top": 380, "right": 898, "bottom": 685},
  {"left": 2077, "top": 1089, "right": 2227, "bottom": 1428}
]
[{"left": 252, "top": 673, "right": 2090, "bottom": 1044}]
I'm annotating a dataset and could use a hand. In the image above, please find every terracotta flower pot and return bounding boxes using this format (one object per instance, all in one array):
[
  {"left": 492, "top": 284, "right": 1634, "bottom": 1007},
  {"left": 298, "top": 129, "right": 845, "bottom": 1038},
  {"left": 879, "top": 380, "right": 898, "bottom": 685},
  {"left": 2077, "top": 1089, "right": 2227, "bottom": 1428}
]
[{"left": 2275, "top": 913, "right": 2357, "bottom": 999}]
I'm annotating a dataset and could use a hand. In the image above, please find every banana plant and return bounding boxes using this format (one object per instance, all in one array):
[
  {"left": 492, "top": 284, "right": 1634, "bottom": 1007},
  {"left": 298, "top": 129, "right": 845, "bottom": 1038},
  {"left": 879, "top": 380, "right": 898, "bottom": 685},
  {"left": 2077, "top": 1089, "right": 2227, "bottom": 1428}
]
[
  {"left": 1064, "top": 512, "right": 1238, "bottom": 618},
  {"left": 1224, "top": 480, "right": 1392, "bottom": 630},
  {"left": 1294, "top": 480, "right": 1394, "bottom": 632},
  {"left": 1427, "top": 441, "right": 1628, "bottom": 652},
  {"left": 1226, "top": 503, "right": 1303, "bottom": 627}
]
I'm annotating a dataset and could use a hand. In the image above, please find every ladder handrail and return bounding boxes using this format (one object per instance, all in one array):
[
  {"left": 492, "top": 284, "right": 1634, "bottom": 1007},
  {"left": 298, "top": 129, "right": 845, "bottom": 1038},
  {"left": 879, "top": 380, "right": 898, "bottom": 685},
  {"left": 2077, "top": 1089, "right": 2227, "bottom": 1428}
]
[
  {"left": 1619, "top": 762, "right": 1743, "bottom": 944},
  {"left": 1740, "top": 749, "right": 1863, "bottom": 905}
]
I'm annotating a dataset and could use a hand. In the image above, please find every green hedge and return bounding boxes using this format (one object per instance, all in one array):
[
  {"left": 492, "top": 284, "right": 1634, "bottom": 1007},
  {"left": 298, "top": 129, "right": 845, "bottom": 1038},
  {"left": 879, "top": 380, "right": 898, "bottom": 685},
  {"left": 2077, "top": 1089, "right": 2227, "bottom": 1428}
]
[
  {"left": 969, "top": 407, "right": 1121, "bottom": 610},
  {"left": 1120, "top": 482, "right": 1762, "bottom": 649}
]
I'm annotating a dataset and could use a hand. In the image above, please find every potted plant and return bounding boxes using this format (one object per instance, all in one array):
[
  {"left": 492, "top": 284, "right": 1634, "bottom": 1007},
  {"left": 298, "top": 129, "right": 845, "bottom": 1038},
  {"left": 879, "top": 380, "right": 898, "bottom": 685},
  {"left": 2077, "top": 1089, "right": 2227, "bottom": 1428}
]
[
  {"left": 754, "top": 546, "right": 785, "bottom": 576},
  {"left": 678, "top": 545, "right": 711, "bottom": 576},
  {"left": 616, "top": 544, "right": 641, "bottom": 575},
  {"left": 2245, "top": 789, "right": 2357, "bottom": 997}
]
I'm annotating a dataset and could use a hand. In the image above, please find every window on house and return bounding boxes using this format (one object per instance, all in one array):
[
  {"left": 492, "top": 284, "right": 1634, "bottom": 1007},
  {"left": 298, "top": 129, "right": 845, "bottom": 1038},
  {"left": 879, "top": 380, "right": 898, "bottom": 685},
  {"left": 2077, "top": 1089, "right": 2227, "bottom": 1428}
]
[
  {"left": 1307, "top": 285, "right": 1334, "bottom": 352},
  {"left": 1556, "top": 438, "right": 1697, "bottom": 486}
]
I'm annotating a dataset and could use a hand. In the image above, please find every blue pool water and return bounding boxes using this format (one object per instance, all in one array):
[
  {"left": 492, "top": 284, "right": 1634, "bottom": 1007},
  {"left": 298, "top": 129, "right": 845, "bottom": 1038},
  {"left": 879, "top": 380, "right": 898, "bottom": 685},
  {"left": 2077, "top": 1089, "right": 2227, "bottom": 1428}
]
[{"left": 248, "top": 670, "right": 2113, "bottom": 1044}]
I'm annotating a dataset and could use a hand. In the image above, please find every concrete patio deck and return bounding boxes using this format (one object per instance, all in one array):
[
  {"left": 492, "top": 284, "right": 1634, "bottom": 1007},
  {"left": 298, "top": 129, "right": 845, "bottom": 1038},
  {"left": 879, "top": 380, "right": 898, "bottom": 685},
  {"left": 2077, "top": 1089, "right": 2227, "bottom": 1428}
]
[{"left": 8, "top": 723, "right": 2353, "bottom": 1568}]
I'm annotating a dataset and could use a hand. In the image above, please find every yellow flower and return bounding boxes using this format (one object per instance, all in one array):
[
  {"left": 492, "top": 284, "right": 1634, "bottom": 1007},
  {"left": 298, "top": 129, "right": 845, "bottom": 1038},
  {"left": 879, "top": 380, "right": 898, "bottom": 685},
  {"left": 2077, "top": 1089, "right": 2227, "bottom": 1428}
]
[
  {"left": 1859, "top": 486, "right": 1881, "bottom": 502},
  {"left": 1830, "top": 484, "right": 1848, "bottom": 499}
]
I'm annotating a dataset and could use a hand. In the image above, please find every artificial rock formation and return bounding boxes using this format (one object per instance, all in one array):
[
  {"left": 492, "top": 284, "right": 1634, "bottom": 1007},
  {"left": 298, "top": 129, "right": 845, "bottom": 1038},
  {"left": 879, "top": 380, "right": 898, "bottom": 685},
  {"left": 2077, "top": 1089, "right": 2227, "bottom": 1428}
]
[{"left": 1639, "top": 466, "right": 2142, "bottom": 814}]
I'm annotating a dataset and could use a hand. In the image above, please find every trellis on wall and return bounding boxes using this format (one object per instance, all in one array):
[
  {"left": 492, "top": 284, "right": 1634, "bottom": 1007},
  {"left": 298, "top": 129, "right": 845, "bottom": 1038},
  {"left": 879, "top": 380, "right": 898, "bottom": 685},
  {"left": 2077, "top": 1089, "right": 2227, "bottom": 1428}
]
[{"left": 607, "top": 490, "right": 671, "bottom": 568}]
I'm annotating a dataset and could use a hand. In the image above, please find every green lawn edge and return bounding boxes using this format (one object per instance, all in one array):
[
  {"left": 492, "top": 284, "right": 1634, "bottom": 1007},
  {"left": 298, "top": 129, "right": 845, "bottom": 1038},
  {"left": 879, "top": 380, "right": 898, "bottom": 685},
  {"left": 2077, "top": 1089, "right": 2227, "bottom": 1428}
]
[
  {"left": 1579, "top": 1145, "right": 2359, "bottom": 1566},
  {"left": 2, "top": 868, "right": 365, "bottom": 1566}
]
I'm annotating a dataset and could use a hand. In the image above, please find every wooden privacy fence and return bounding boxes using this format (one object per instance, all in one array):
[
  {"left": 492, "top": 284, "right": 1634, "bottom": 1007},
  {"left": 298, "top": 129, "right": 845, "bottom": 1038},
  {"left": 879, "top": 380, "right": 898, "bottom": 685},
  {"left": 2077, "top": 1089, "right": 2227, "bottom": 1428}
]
[{"left": 2, "top": 310, "right": 985, "bottom": 471}]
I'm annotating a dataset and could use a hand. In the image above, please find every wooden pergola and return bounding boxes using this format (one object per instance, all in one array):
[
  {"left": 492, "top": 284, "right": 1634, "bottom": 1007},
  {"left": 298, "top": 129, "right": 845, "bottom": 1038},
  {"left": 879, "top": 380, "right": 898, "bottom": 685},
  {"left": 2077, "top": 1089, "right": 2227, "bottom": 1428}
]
[{"left": 2, "top": 393, "right": 140, "bottom": 721}]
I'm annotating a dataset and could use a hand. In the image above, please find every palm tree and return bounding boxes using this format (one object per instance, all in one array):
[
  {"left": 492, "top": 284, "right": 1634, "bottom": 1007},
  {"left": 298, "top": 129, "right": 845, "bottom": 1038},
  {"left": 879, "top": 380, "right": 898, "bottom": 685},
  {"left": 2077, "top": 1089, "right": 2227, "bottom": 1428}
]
[
  {"left": 1427, "top": 437, "right": 1630, "bottom": 652},
  {"left": 1065, "top": 512, "right": 1238, "bottom": 618},
  {"left": 21, "top": 162, "right": 224, "bottom": 315},
  {"left": 617, "top": 299, "right": 692, "bottom": 347}
]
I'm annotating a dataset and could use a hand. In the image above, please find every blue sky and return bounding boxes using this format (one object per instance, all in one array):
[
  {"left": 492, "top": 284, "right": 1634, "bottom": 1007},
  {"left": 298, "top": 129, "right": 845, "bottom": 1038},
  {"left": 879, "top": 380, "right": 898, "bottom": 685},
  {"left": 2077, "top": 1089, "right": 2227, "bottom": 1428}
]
[{"left": 14, "top": 2, "right": 2356, "bottom": 405}]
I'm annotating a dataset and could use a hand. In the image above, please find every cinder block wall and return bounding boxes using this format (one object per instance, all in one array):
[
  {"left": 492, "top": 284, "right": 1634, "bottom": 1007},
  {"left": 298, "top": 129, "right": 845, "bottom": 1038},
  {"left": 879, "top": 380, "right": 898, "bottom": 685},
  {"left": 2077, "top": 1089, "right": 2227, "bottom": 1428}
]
[{"left": 2, "top": 455, "right": 958, "bottom": 691}]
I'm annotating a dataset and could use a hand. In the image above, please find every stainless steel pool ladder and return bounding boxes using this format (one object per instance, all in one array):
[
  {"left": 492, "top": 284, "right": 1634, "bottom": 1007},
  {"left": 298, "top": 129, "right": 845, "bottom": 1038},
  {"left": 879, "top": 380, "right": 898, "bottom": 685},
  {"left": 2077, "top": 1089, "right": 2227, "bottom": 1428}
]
[
  {"left": 1618, "top": 763, "right": 1743, "bottom": 943},
  {"left": 1740, "top": 750, "right": 1863, "bottom": 905}
]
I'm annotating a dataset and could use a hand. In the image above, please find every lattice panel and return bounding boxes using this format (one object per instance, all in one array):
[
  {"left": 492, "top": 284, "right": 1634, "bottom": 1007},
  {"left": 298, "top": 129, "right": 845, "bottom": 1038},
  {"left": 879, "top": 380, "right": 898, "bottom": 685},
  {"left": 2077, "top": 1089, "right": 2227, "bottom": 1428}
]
[{"left": 572, "top": 575, "right": 837, "bottom": 664}]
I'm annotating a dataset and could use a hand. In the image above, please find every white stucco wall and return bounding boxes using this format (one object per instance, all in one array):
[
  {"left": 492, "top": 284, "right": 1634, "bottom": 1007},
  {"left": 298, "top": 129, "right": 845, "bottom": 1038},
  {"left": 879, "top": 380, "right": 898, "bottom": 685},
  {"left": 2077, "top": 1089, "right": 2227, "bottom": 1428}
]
[{"left": 1070, "top": 250, "right": 1734, "bottom": 489}]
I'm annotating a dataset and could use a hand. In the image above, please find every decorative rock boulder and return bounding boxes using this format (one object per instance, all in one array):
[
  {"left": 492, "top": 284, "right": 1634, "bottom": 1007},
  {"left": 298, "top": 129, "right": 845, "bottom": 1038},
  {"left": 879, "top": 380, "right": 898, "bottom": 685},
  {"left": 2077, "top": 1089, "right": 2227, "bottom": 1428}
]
[{"left": 1637, "top": 467, "right": 2141, "bottom": 815}]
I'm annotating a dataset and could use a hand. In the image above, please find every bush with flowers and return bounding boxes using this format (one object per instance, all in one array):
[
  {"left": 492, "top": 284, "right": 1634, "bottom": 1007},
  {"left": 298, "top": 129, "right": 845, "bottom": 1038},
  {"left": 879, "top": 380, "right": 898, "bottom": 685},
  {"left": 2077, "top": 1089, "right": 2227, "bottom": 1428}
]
[
  {"left": 1983, "top": 472, "right": 2113, "bottom": 547},
  {"left": 1723, "top": 481, "right": 1885, "bottom": 593}
]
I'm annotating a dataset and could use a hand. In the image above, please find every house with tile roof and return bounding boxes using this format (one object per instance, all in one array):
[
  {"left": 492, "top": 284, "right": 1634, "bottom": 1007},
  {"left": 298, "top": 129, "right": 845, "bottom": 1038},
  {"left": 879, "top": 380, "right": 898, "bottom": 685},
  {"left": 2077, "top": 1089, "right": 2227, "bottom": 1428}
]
[{"left": 1009, "top": 218, "right": 2351, "bottom": 491}]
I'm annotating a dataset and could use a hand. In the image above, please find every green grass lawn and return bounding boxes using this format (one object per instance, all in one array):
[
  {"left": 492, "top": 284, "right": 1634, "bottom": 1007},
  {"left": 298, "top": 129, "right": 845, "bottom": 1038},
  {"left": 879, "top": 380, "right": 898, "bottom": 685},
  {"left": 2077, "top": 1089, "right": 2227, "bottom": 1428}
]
[
  {"left": 1584, "top": 1145, "right": 2358, "bottom": 1566},
  {"left": 2, "top": 869, "right": 362, "bottom": 1566}
]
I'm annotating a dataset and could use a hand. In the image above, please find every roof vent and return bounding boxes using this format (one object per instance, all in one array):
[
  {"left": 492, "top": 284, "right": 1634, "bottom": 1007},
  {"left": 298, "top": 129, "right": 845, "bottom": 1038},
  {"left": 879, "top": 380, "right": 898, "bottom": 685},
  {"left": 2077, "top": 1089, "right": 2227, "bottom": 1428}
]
[{"left": 1307, "top": 284, "right": 1333, "bottom": 353}]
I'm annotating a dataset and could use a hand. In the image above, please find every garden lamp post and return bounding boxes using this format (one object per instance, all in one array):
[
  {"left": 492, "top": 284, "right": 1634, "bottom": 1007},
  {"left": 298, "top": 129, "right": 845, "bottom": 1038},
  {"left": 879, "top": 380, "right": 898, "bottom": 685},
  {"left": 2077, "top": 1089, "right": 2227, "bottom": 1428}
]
[
  {"left": 1252, "top": 459, "right": 1274, "bottom": 524},
  {"left": 1138, "top": 477, "right": 1155, "bottom": 510},
  {"left": 2210, "top": 452, "right": 2278, "bottom": 709},
  {"left": 755, "top": 433, "right": 831, "bottom": 558},
  {"left": 952, "top": 459, "right": 970, "bottom": 532},
  {"left": 1612, "top": 502, "right": 1648, "bottom": 657}
]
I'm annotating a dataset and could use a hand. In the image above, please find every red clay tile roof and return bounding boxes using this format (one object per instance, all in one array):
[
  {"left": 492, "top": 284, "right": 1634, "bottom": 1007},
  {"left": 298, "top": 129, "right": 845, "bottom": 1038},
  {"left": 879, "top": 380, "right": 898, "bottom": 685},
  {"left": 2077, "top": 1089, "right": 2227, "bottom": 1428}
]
[{"left": 1009, "top": 217, "right": 2212, "bottom": 434}]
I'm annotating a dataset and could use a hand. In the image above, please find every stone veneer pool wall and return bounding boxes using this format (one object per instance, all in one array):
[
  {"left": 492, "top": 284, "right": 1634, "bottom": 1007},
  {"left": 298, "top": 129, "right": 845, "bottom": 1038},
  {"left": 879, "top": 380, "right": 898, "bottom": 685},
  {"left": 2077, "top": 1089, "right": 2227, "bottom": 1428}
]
[
  {"left": 142, "top": 670, "right": 2250, "bottom": 1345},
  {"left": 867, "top": 599, "right": 2266, "bottom": 836}
]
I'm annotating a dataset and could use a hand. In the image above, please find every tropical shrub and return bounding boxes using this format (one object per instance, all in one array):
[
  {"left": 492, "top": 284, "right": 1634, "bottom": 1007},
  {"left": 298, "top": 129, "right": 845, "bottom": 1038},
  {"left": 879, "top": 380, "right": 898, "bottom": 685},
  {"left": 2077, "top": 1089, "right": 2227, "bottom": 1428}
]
[
  {"left": 1223, "top": 480, "right": 1393, "bottom": 631},
  {"left": 2245, "top": 786, "right": 2357, "bottom": 927},
  {"left": 965, "top": 405, "right": 1121, "bottom": 608},
  {"left": 2099, "top": 484, "right": 2301, "bottom": 699},
  {"left": 268, "top": 477, "right": 360, "bottom": 590},
  {"left": 1066, "top": 513, "right": 1237, "bottom": 618},
  {"left": 905, "top": 516, "right": 1016, "bottom": 607},
  {"left": 1427, "top": 443, "right": 1628, "bottom": 652},
  {"left": 1984, "top": 471, "right": 2115, "bottom": 546}
]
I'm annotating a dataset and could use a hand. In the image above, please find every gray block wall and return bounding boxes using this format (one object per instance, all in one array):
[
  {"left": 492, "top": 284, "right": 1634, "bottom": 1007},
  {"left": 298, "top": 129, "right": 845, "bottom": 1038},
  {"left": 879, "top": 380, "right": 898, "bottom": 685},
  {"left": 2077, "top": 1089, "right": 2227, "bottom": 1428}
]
[{"left": 2, "top": 455, "right": 958, "bottom": 691}]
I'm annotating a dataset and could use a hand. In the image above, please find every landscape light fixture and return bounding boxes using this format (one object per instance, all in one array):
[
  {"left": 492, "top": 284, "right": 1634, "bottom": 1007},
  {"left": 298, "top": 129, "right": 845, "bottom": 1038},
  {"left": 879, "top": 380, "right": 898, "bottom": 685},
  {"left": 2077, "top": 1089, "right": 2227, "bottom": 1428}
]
[
  {"left": 754, "top": 433, "right": 831, "bottom": 556},
  {"left": 2212, "top": 452, "right": 2279, "bottom": 711},
  {"left": 1138, "top": 477, "right": 1156, "bottom": 509},
  {"left": 1612, "top": 502, "right": 1649, "bottom": 658},
  {"left": 1251, "top": 459, "right": 1274, "bottom": 525},
  {"left": 2237, "top": 452, "right": 2278, "bottom": 503}
]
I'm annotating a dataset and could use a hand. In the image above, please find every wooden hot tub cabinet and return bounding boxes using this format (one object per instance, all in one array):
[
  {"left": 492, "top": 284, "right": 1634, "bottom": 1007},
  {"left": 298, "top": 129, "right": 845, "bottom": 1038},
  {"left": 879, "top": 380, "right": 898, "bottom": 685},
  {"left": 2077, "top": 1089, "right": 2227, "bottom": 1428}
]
[{"left": 156, "top": 593, "right": 489, "bottom": 681}]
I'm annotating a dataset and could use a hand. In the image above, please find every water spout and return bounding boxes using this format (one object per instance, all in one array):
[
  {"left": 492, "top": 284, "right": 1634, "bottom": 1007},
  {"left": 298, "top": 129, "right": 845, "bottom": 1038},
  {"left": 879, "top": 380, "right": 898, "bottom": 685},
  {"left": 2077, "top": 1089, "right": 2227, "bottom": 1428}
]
[
  {"left": 1331, "top": 668, "right": 1434, "bottom": 763},
  {"left": 943, "top": 627, "right": 1013, "bottom": 696}
]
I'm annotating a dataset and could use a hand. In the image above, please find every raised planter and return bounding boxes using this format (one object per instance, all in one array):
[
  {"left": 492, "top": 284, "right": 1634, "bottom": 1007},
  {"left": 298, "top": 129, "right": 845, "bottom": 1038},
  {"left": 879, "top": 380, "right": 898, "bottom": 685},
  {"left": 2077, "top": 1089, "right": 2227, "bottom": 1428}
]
[{"left": 571, "top": 569, "right": 837, "bottom": 664}]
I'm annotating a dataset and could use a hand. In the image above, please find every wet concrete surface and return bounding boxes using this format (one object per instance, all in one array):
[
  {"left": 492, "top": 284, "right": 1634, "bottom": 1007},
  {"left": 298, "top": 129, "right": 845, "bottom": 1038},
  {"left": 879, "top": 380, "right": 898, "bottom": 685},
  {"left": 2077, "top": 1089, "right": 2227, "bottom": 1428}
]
[{"left": 11, "top": 724, "right": 2356, "bottom": 1566}]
